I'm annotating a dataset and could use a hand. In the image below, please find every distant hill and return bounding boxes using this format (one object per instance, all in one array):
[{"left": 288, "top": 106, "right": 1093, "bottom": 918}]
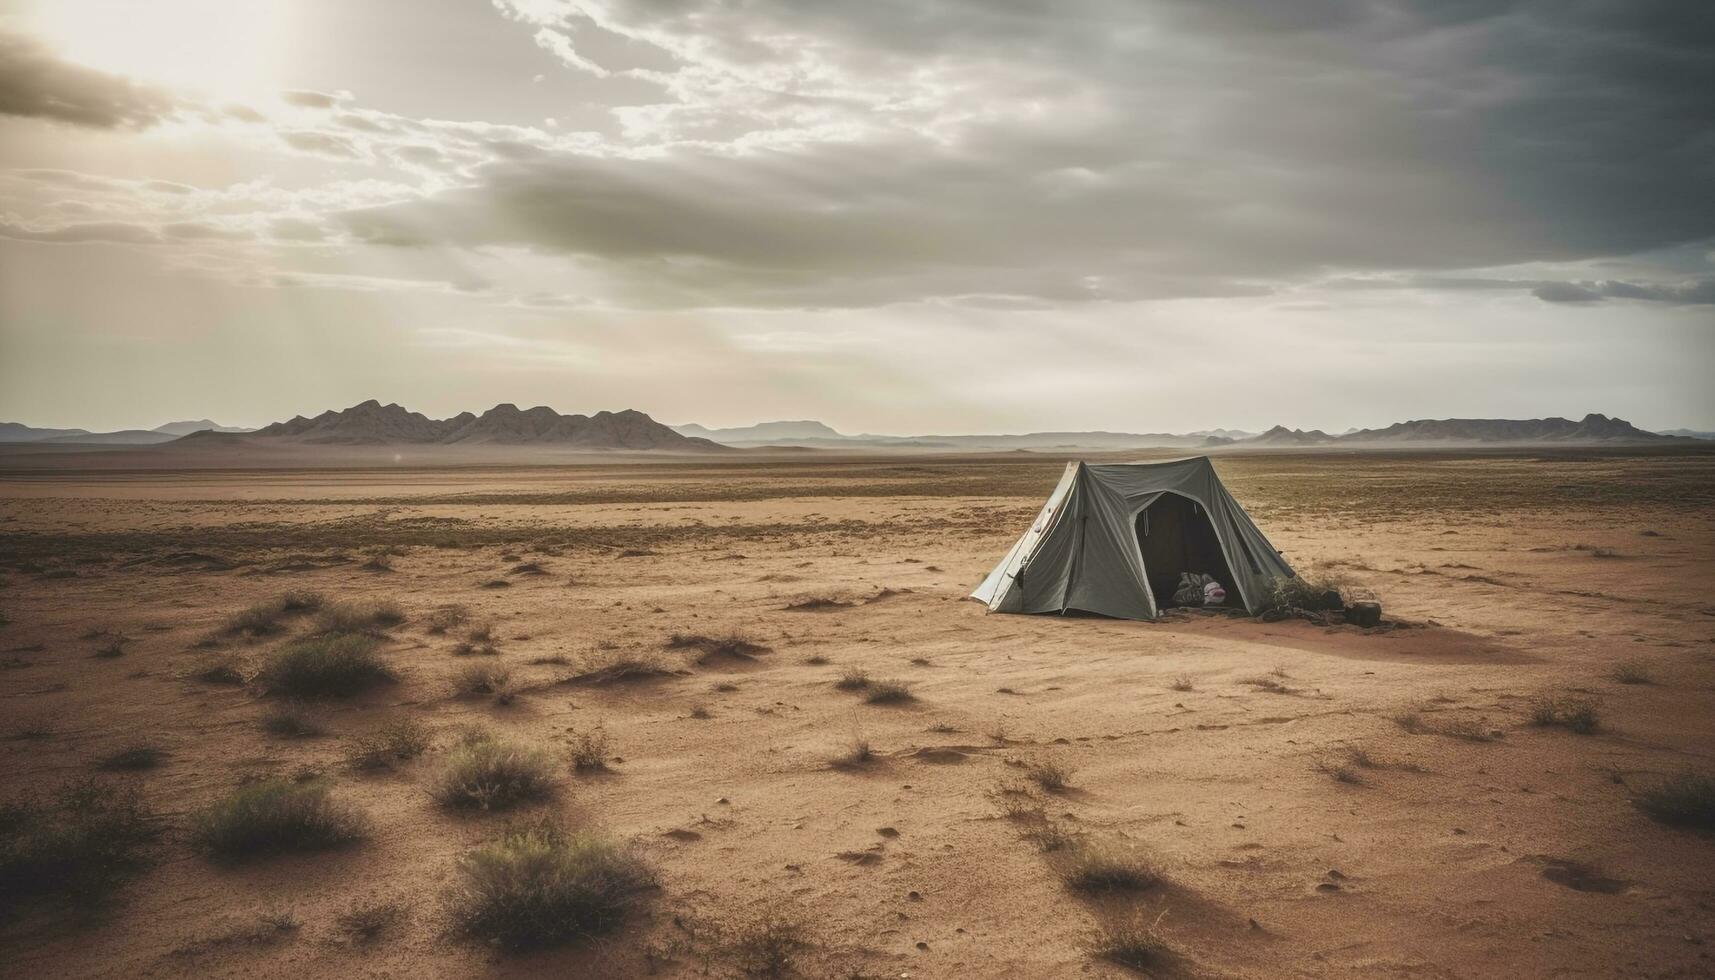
[
  {"left": 1657, "top": 428, "right": 1715, "bottom": 441},
  {"left": 153, "top": 419, "right": 252, "bottom": 436},
  {"left": 670, "top": 420, "right": 1250, "bottom": 450},
  {"left": 1233, "top": 413, "right": 1685, "bottom": 447},
  {"left": 673, "top": 420, "right": 847, "bottom": 443},
  {"left": 0, "top": 422, "right": 90, "bottom": 442},
  {"left": 224, "top": 400, "right": 722, "bottom": 450}
]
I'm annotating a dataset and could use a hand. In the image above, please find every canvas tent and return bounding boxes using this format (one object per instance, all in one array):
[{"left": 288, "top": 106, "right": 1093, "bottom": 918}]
[{"left": 971, "top": 457, "right": 1294, "bottom": 621}]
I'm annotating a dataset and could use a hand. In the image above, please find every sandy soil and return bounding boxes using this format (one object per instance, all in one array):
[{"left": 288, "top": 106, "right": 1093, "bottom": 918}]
[{"left": 1, "top": 448, "right": 1712, "bottom": 978}]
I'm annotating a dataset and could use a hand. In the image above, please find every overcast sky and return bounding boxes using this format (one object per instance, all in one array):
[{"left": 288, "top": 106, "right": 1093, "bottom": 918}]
[{"left": 0, "top": 0, "right": 1711, "bottom": 434}]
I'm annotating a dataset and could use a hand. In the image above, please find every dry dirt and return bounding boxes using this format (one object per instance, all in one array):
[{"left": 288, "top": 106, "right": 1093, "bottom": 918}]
[{"left": 2, "top": 448, "right": 1713, "bottom": 978}]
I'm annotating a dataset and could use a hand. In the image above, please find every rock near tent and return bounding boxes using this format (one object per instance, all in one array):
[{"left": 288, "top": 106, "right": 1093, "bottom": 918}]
[{"left": 970, "top": 456, "right": 1295, "bottom": 621}]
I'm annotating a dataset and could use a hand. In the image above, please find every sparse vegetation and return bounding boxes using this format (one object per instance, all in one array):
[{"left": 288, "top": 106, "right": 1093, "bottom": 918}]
[
  {"left": 1634, "top": 771, "right": 1715, "bottom": 829},
  {"left": 568, "top": 727, "right": 611, "bottom": 772},
  {"left": 0, "top": 780, "right": 157, "bottom": 914},
  {"left": 1090, "top": 909, "right": 1176, "bottom": 972},
  {"left": 567, "top": 648, "right": 676, "bottom": 685},
  {"left": 724, "top": 908, "right": 808, "bottom": 977},
  {"left": 1025, "top": 760, "right": 1073, "bottom": 793},
  {"left": 831, "top": 737, "right": 876, "bottom": 770},
  {"left": 346, "top": 717, "right": 432, "bottom": 770},
  {"left": 666, "top": 632, "right": 769, "bottom": 663},
  {"left": 802, "top": 654, "right": 830, "bottom": 666},
  {"left": 312, "top": 600, "right": 406, "bottom": 636},
  {"left": 448, "top": 816, "right": 657, "bottom": 951},
  {"left": 93, "top": 635, "right": 126, "bottom": 658},
  {"left": 453, "top": 663, "right": 513, "bottom": 698},
  {"left": 863, "top": 678, "right": 914, "bottom": 704},
  {"left": 336, "top": 899, "right": 407, "bottom": 945},
  {"left": 1312, "top": 753, "right": 1363, "bottom": 785},
  {"left": 256, "top": 633, "right": 391, "bottom": 698},
  {"left": 425, "top": 604, "right": 470, "bottom": 634},
  {"left": 1240, "top": 674, "right": 1295, "bottom": 694},
  {"left": 222, "top": 591, "right": 325, "bottom": 636},
  {"left": 1055, "top": 839, "right": 1162, "bottom": 894},
  {"left": 189, "top": 778, "right": 368, "bottom": 861},
  {"left": 1530, "top": 695, "right": 1601, "bottom": 734},
  {"left": 1168, "top": 674, "right": 1194, "bottom": 692},
  {"left": 433, "top": 731, "right": 556, "bottom": 811},
  {"left": 98, "top": 744, "right": 165, "bottom": 771},
  {"left": 1257, "top": 572, "right": 1346, "bottom": 619},
  {"left": 833, "top": 668, "right": 871, "bottom": 691},
  {"left": 1610, "top": 659, "right": 1652, "bottom": 685}
]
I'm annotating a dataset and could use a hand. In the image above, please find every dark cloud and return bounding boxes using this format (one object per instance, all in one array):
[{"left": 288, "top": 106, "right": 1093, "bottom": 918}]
[
  {"left": 357, "top": 0, "right": 1715, "bottom": 307},
  {"left": 0, "top": 31, "right": 174, "bottom": 129}
]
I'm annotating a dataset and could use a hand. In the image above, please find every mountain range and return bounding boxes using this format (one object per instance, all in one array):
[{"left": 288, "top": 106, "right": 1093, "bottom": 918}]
[
  {"left": 0, "top": 419, "right": 252, "bottom": 445},
  {"left": 198, "top": 400, "right": 720, "bottom": 450},
  {"left": 671, "top": 413, "right": 1694, "bottom": 450}
]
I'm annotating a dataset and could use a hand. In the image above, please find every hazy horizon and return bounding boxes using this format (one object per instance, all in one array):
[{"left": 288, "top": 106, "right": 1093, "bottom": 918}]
[{"left": 2, "top": 1, "right": 1712, "bottom": 434}]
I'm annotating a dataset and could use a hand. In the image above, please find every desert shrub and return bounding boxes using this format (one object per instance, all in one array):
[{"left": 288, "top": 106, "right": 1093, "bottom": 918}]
[
  {"left": 346, "top": 717, "right": 432, "bottom": 770},
  {"left": 1256, "top": 573, "right": 1346, "bottom": 618},
  {"left": 256, "top": 634, "right": 391, "bottom": 698},
  {"left": 1168, "top": 674, "right": 1194, "bottom": 692},
  {"left": 362, "top": 554, "right": 394, "bottom": 572},
  {"left": 1090, "top": 909, "right": 1176, "bottom": 972},
  {"left": 666, "top": 632, "right": 769, "bottom": 663},
  {"left": 0, "top": 780, "right": 157, "bottom": 913},
  {"left": 568, "top": 727, "right": 611, "bottom": 772},
  {"left": 93, "top": 635, "right": 127, "bottom": 658},
  {"left": 864, "top": 679, "right": 914, "bottom": 704},
  {"left": 802, "top": 654, "right": 830, "bottom": 666},
  {"left": 336, "top": 899, "right": 407, "bottom": 945},
  {"left": 830, "top": 737, "right": 875, "bottom": 771},
  {"left": 1312, "top": 753, "right": 1362, "bottom": 784},
  {"left": 1056, "top": 839, "right": 1161, "bottom": 894},
  {"left": 833, "top": 668, "right": 871, "bottom": 691},
  {"left": 1635, "top": 772, "right": 1715, "bottom": 829},
  {"left": 1240, "top": 675, "right": 1296, "bottom": 695},
  {"left": 448, "top": 816, "right": 656, "bottom": 951},
  {"left": 425, "top": 605, "right": 470, "bottom": 634},
  {"left": 222, "top": 592, "right": 325, "bottom": 636},
  {"left": 313, "top": 600, "right": 406, "bottom": 635},
  {"left": 453, "top": 663, "right": 513, "bottom": 698},
  {"left": 453, "top": 638, "right": 499, "bottom": 657},
  {"left": 1025, "top": 760, "right": 1073, "bottom": 793},
  {"left": 567, "top": 649, "right": 676, "bottom": 685},
  {"left": 433, "top": 732, "right": 556, "bottom": 811},
  {"left": 98, "top": 744, "right": 165, "bottom": 771},
  {"left": 724, "top": 908, "right": 808, "bottom": 977},
  {"left": 190, "top": 778, "right": 368, "bottom": 861},
  {"left": 262, "top": 703, "right": 325, "bottom": 737},
  {"left": 1611, "top": 659, "right": 1652, "bottom": 685},
  {"left": 1530, "top": 695, "right": 1601, "bottom": 734}
]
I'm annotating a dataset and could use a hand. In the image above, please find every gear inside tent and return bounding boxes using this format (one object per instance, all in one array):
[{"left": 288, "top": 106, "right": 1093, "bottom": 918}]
[{"left": 970, "top": 456, "right": 1295, "bottom": 621}]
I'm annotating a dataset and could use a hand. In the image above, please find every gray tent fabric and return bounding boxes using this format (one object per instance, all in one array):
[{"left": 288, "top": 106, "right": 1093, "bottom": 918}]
[{"left": 971, "top": 457, "right": 1294, "bottom": 620}]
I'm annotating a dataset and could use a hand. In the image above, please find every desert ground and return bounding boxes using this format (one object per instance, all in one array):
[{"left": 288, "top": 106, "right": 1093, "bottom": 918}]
[{"left": 2, "top": 447, "right": 1713, "bottom": 978}]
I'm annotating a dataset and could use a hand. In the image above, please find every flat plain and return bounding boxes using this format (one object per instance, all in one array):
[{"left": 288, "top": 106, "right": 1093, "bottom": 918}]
[{"left": 2, "top": 447, "right": 1713, "bottom": 978}]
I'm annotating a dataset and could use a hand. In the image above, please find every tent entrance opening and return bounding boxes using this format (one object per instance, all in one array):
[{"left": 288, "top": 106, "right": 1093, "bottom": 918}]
[{"left": 1135, "top": 493, "right": 1237, "bottom": 607}]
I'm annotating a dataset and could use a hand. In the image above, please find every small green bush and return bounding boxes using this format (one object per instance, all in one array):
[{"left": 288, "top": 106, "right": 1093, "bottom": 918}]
[
  {"left": 449, "top": 817, "right": 656, "bottom": 950},
  {"left": 433, "top": 732, "right": 556, "bottom": 811},
  {"left": 256, "top": 634, "right": 391, "bottom": 698},
  {"left": 190, "top": 778, "right": 368, "bottom": 861}
]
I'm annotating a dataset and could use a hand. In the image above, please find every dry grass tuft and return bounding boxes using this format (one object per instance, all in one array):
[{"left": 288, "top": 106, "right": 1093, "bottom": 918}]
[
  {"left": 453, "top": 663, "right": 513, "bottom": 699},
  {"left": 666, "top": 632, "right": 770, "bottom": 663},
  {"left": 1610, "top": 658, "right": 1652, "bottom": 685},
  {"left": 568, "top": 727, "right": 612, "bottom": 772},
  {"left": 222, "top": 591, "right": 325, "bottom": 637},
  {"left": 312, "top": 600, "right": 406, "bottom": 636},
  {"left": 261, "top": 703, "right": 325, "bottom": 738},
  {"left": 830, "top": 737, "right": 877, "bottom": 771},
  {"left": 1634, "top": 771, "right": 1715, "bottom": 829},
  {"left": 425, "top": 604, "right": 470, "bottom": 635},
  {"left": 346, "top": 717, "right": 432, "bottom": 770},
  {"left": 833, "top": 668, "right": 871, "bottom": 691},
  {"left": 863, "top": 678, "right": 915, "bottom": 704},
  {"left": 1240, "top": 675, "right": 1296, "bottom": 694},
  {"left": 336, "top": 899, "right": 407, "bottom": 945},
  {"left": 567, "top": 649, "right": 677, "bottom": 685},
  {"left": 1529, "top": 695, "right": 1601, "bottom": 734},
  {"left": 448, "top": 816, "right": 656, "bottom": 951},
  {"left": 723, "top": 907, "right": 809, "bottom": 978},
  {"left": 192, "top": 659, "right": 246, "bottom": 685},
  {"left": 433, "top": 731, "right": 556, "bottom": 811},
  {"left": 1025, "top": 760, "right": 1073, "bottom": 793},
  {"left": 1168, "top": 674, "right": 1195, "bottom": 692},
  {"left": 1055, "top": 839, "right": 1162, "bottom": 894},
  {"left": 1089, "top": 908, "right": 1177, "bottom": 972},
  {"left": 256, "top": 634, "right": 391, "bottom": 699},
  {"left": 190, "top": 778, "right": 367, "bottom": 862}
]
